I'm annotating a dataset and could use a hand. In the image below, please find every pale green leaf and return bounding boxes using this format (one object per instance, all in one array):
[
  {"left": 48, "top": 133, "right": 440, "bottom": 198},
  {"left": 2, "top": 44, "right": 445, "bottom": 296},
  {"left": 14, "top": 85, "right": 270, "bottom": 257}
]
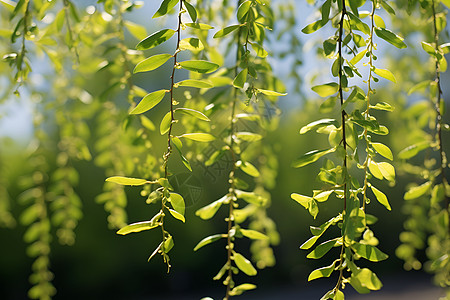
[
  {"left": 300, "top": 118, "right": 339, "bottom": 134},
  {"left": 179, "top": 38, "right": 204, "bottom": 51},
  {"left": 235, "top": 132, "right": 263, "bottom": 142},
  {"left": 302, "top": 19, "right": 326, "bottom": 34},
  {"left": 308, "top": 261, "right": 336, "bottom": 281},
  {"left": 291, "top": 193, "right": 312, "bottom": 208},
  {"left": 169, "top": 192, "right": 185, "bottom": 215},
  {"left": 398, "top": 141, "right": 431, "bottom": 159},
  {"left": 133, "top": 54, "right": 172, "bottom": 73},
  {"left": 160, "top": 111, "right": 172, "bottom": 135},
  {"left": 229, "top": 284, "right": 257, "bottom": 296},
  {"left": 194, "top": 234, "right": 224, "bottom": 251},
  {"left": 136, "top": 29, "right": 176, "bottom": 50},
  {"left": 124, "top": 20, "right": 147, "bottom": 40},
  {"left": 168, "top": 209, "right": 185, "bottom": 222},
  {"left": 175, "top": 79, "right": 213, "bottom": 88},
  {"left": 153, "top": 0, "right": 179, "bottom": 18},
  {"left": 377, "top": 162, "right": 395, "bottom": 181},
  {"left": 372, "top": 142, "right": 393, "bottom": 160},
  {"left": 370, "top": 102, "right": 394, "bottom": 111},
  {"left": 370, "top": 185, "right": 391, "bottom": 210},
  {"left": 240, "top": 229, "right": 268, "bottom": 240},
  {"left": 235, "top": 190, "right": 266, "bottom": 206},
  {"left": 373, "top": 68, "right": 396, "bottom": 83},
  {"left": 179, "top": 60, "right": 219, "bottom": 73},
  {"left": 312, "top": 82, "right": 339, "bottom": 97},
  {"left": 300, "top": 235, "right": 320, "bottom": 250},
  {"left": 408, "top": 80, "right": 432, "bottom": 95},
  {"left": 185, "top": 23, "right": 214, "bottom": 30},
  {"left": 130, "top": 90, "right": 167, "bottom": 114},
  {"left": 234, "top": 252, "right": 257, "bottom": 276},
  {"left": 292, "top": 148, "right": 336, "bottom": 168},
  {"left": 179, "top": 133, "right": 216, "bottom": 142},
  {"left": 421, "top": 41, "right": 436, "bottom": 55},
  {"left": 117, "top": 216, "right": 161, "bottom": 235},
  {"left": 175, "top": 108, "right": 210, "bottom": 121},
  {"left": 238, "top": 160, "right": 260, "bottom": 177},
  {"left": 195, "top": 196, "right": 227, "bottom": 220},
  {"left": 375, "top": 27, "right": 407, "bottom": 49},
  {"left": 313, "top": 190, "right": 334, "bottom": 202},
  {"left": 250, "top": 42, "right": 268, "bottom": 58},
  {"left": 352, "top": 243, "right": 388, "bottom": 261},
  {"left": 257, "top": 89, "right": 287, "bottom": 96},
  {"left": 106, "top": 176, "right": 148, "bottom": 186},
  {"left": 404, "top": 181, "right": 432, "bottom": 200}
]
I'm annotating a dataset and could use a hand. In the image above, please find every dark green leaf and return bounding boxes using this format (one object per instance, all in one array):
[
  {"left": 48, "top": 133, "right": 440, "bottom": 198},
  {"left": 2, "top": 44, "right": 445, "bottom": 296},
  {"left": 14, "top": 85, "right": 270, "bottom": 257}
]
[
  {"left": 213, "top": 25, "right": 241, "bottom": 38},
  {"left": 308, "top": 261, "right": 336, "bottom": 281},
  {"left": 352, "top": 243, "right": 388, "bottom": 261},
  {"left": 307, "top": 239, "right": 338, "bottom": 259},
  {"left": 153, "top": 0, "right": 179, "bottom": 18},
  {"left": 375, "top": 27, "right": 407, "bottom": 49},
  {"left": 136, "top": 29, "right": 176, "bottom": 50},
  {"left": 184, "top": 1, "right": 197, "bottom": 22}
]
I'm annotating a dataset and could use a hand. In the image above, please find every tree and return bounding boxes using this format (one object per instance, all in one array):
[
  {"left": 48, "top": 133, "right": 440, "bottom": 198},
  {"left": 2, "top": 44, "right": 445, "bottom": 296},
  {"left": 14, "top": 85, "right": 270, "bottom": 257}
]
[{"left": 0, "top": 0, "right": 448, "bottom": 299}]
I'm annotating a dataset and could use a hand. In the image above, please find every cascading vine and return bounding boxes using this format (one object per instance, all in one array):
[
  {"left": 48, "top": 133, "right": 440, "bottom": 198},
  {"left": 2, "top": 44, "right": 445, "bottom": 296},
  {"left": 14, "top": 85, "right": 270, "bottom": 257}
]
[
  {"left": 396, "top": 0, "right": 449, "bottom": 293},
  {"left": 105, "top": 0, "right": 218, "bottom": 271},
  {"left": 291, "top": 0, "right": 405, "bottom": 298},
  {"left": 193, "top": 0, "right": 284, "bottom": 298}
]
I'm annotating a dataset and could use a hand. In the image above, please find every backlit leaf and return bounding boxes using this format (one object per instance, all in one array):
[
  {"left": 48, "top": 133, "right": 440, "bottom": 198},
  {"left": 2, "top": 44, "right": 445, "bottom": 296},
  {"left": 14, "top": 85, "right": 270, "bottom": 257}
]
[
  {"left": 168, "top": 209, "right": 185, "bottom": 222},
  {"left": 136, "top": 29, "right": 176, "bottom": 50},
  {"left": 185, "top": 23, "right": 214, "bottom": 30},
  {"left": 370, "top": 185, "right": 391, "bottom": 210},
  {"left": 352, "top": 243, "right": 388, "bottom": 262},
  {"left": 179, "top": 133, "right": 216, "bottom": 142},
  {"left": 257, "top": 89, "right": 287, "bottom": 96},
  {"left": 312, "top": 82, "right": 339, "bottom": 97},
  {"left": 133, "top": 54, "right": 172, "bottom": 73},
  {"left": 235, "top": 132, "right": 263, "bottom": 142},
  {"left": 214, "top": 25, "right": 241, "bottom": 38},
  {"left": 117, "top": 214, "right": 162, "bottom": 235},
  {"left": 195, "top": 195, "right": 227, "bottom": 220},
  {"left": 106, "top": 176, "right": 148, "bottom": 186},
  {"left": 307, "top": 238, "right": 338, "bottom": 259},
  {"left": 194, "top": 234, "right": 224, "bottom": 251},
  {"left": 250, "top": 42, "right": 268, "bottom": 58},
  {"left": 179, "top": 60, "right": 219, "bottom": 73},
  {"left": 372, "top": 142, "right": 393, "bottom": 160},
  {"left": 374, "top": 27, "right": 407, "bottom": 49},
  {"left": 124, "top": 20, "right": 147, "bottom": 40},
  {"left": 233, "top": 68, "right": 248, "bottom": 89},
  {"left": 238, "top": 160, "right": 260, "bottom": 177},
  {"left": 237, "top": 1, "right": 251, "bottom": 21},
  {"left": 229, "top": 284, "right": 257, "bottom": 296},
  {"left": 175, "top": 79, "right": 213, "bottom": 88},
  {"left": 308, "top": 261, "right": 336, "bottom": 281},
  {"left": 130, "top": 90, "right": 167, "bottom": 114},
  {"left": 404, "top": 181, "right": 432, "bottom": 200},
  {"left": 160, "top": 111, "right": 172, "bottom": 135},
  {"left": 169, "top": 192, "right": 185, "bottom": 216},
  {"left": 291, "top": 193, "right": 312, "bottom": 208},
  {"left": 302, "top": 20, "right": 326, "bottom": 34},
  {"left": 292, "top": 148, "right": 336, "bottom": 168},
  {"left": 234, "top": 252, "right": 257, "bottom": 276},
  {"left": 373, "top": 68, "right": 396, "bottom": 83},
  {"left": 175, "top": 108, "right": 210, "bottom": 121},
  {"left": 398, "top": 141, "right": 431, "bottom": 159},
  {"left": 300, "top": 118, "right": 339, "bottom": 134},
  {"left": 370, "top": 102, "right": 394, "bottom": 111},
  {"left": 240, "top": 229, "right": 268, "bottom": 240},
  {"left": 153, "top": 0, "right": 179, "bottom": 18},
  {"left": 179, "top": 38, "right": 204, "bottom": 51}
]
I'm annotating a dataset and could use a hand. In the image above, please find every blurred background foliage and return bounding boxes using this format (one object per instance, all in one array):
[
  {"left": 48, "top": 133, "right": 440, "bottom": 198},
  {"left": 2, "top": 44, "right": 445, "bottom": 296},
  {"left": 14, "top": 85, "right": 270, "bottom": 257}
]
[{"left": 0, "top": 0, "right": 449, "bottom": 299}]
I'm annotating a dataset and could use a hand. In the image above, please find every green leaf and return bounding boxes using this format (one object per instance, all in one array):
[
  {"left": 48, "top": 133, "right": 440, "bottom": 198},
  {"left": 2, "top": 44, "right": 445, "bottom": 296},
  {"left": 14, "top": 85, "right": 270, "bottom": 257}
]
[
  {"left": 237, "top": 160, "right": 260, "bottom": 177},
  {"left": 335, "top": 290, "right": 345, "bottom": 300},
  {"left": 163, "top": 234, "right": 174, "bottom": 253},
  {"left": 291, "top": 193, "right": 312, "bottom": 208},
  {"left": 133, "top": 54, "right": 172, "bottom": 73},
  {"left": 313, "top": 190, "right": 334, "bottom": 202},
  {"left": 302, "top": 19, "right": 326, "bottom": 34},
  {"left": 352, "top": 243, "right": 388, "bottom": 262},
  {"left": 351, "top": 268, "right": 383, "bottom": 291},
  {"left": 169, "top": 192, "right": 185, "bottom": 215},
  {"left": 160, "top": 111, "right": 172, "bottom": 135},
  {"left": 398, "top": 141, "right": 431, "bottom": 159},
  {"left": 373, "top": 15, "right": 386, "bottom": 28},
  {"left": 175, "top": 79, "right": 213, "bottom": 88},
  {"left": 350, "top": 49, "right": 367, "bottom": 64},
  {"left": 185, "top": 23, "right": 214, "bottom": 30},
  {"left": 308, "top": 261, "right": 336, "bottom": 281},
  {"left": 421, "top": 41, "right": 436, "bottom": 55},
  {"left": 240, "top": 229, "right": 268, "bottom": 240},
  {"left": 140, "top": 115, "right": 156, "bottom": 130},
  {"left": 250, "top": 42, "right": 268, "bottom": 58},
  {"left": 235, "top": 132, "right": 263, "bottom": 142},
  {"left": 378, "top": 162, "right": 395, "bottom": 181},
  {"left": 233, "top": 68, "right": 248, "bottom": 89},
  {"left": 229, "top": 284, "right": 257, "bottom": 296},
  {"left": 237, "top": 1, "right": 251, "bottom": 21},
  {"left": 373, "top": 68, "right": 396, "bottom": 83},
  {"left": 234, "top": 252, "right": 257, "bottom": 276},
  {"left": 257, "top": 89, "right": 287, "bottom": 96},
  {"left": 195, "top": 195, "right": 227, "bottom": 220},
  {"left": 179, "top": 60, "right": 219, "bottom": 73},
  {"left": 168, "top": 209, "right": 185, "bottom": 222},
  {"left": 136, "top": 29, "right": 176, "bottom": 50},
  {"left": 172, "top": 138, "right": 192, "bottom": 171},
  {"left": 153, "top": 0, "right": 179, "bottom": 18},
  {"left": 372, "top": 142, "right": 393, "bottom": 160},
  {"left": 380, "top": 1, "right": 395, "bottom": 14},
  {"left": 370, "top": 102, "right": 394, "bottom": 111},
  {"left": 404, "top": 181, "right": 432, "bottom": 200},
  {"left": 179, "top": 133, "right": 215, "bottom": 142},
  {"left": 374, "top": 27, "right": 407, "bottom": 49},
  {"left": 307, "top": 239, "right": 338, "bottom": 259},
  {"left": 370, "top": 185, "right": 391, "bottom": 210},
  {"left": 213, "top": 25, "right": 241, "bottom": 38},
  {"left": 130, "top": 90, "right": 167, "bottom": 114},
  {"left": 194, "top": 234, "right": 224, "bottom": 251},
  {"left": 117, "top": 213, "right": 162, "bottom": 235},
  {"left": 124, "top": 20, "right": 147, "bottom": 40},
  {"left": 312, "top": 83, "right": 339, "bottom": 97},
  {"left": 292, "top": 148, "right": 336, "bottom": 168},
  {"left": 106, "top": 176, "right": 148, "bottom": 186},
  {"left": 175, "top": 108, "right": 210, "bottom": 121},
  {"left": 300, "top": 235, "right": 320, "bottom": 250},
  {"left": 184, "top": 1, "right": 197, "bottom": 22},
  {"left": 408, "top": 80, "right": 432, "bottom": 95},
  {"left": 179, "top": 38, "right": 204, "bottom": 52},
  {"left": 235, "top": 190, "right": 266, "bottom": 206},
  {"left": 300, "top": 118, "right": 339, "bottom": 134}
]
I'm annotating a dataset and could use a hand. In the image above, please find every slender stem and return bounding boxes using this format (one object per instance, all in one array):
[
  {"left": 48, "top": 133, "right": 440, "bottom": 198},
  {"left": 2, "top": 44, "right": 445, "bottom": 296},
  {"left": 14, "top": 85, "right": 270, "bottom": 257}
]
[
  {"left": 334, "top": 0, "right": 347, "bottom": 294},
  {"left": 431, "top": 0, "right": 449, "bottom": 233}
]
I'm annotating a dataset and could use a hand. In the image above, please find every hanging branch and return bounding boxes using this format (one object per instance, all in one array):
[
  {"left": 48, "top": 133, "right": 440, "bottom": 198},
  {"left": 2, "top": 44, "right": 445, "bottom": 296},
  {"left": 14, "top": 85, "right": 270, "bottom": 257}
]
[{"left": 106, "top": 0, "right": 217, "bottom": 271}]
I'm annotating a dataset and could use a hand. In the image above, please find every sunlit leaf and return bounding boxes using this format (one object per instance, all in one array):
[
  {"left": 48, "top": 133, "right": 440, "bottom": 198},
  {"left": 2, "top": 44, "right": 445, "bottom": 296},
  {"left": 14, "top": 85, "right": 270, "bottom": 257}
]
[
  {"left": 106, "top": 176, "right": 148, "bottom": 186},
  {"left": 117, "top": 213, "right": 162, "bottom": 235},
  {"left": 133, "top": 54, "right": 172, "bottom": 73},
  {"left": 229, "top": 284, "right": 257, "bottom": 296},
  {"left": 168, "top": 209, "right": 185, "bottom": 222},
  {"left": 153, "top": 0, "right": 179, "bottom": 18},
  {"left": 370, "top": 185, "right": 391, "bottom": 210},
  {"left": 175, "top": 108, "right": 210, "bottom": 121},
  {"left": 238, "top": 160, "right": 260, "bottom": 177},
  {"left": 374, "top": 27, "right": 407, "bottom": 49},
  {"left": 240, "top": 229, "right": 268, "bottom": 240},
  {"left": 308, "top": 261, "right": 336, "bottom": 281},
  {"left": 300, "top": 118, "right": 339, "bottom": 134},
  {"left": 312, "top": 83, "right": 339, "bottom": 97},
  {"left": 130, "top": 90, "right": 167, "bottom": 114},
  {"left": 233, "top": 68, "right": 248, "bottom": 89},
  {"left": 398, "top": 141, "right": 431, "bottom": 159},
  {"left": 185, "top": 23, "right": 214, "bottom": 30},
  {"left": 352, "top": 243, "right": 388, "bottom": 261},
  {"left": 257, "top": 89, "right": 287, "bottom": 96},
  {"left": 291, "top": 193, "right": 312, "bottom": 208},
  {"left": 234, "top": 252, "right": 257, "bottom": 276},
  {"left": 179, "top": 133, "right": 216, "bottom": 142},
  {"left": 373, "top": 68, "right": 396, "bottom": 83},
  {"left": 169, "top": 192, "right": 185, "bottom": 216},
  {"left": 195, "top": 195, "right": 227, "bottom": 220},
  {"left": 372, "top": 142, "right": 393, "bottom": 160},
  {"left": 237, "top": 0, "right": 251, "bottom": 21},
  {"left": 307, "top": 238, "right": 338, "bottom": 259},
  {"left": 370, "top": 102, "right": 394, "bottom": 111},
  {"left": 194, "top": 234, "right": 224, "bottom": 251},
  {"left": 213, "top": 25, "right": 241, "bottom": 38},
  {"left": 179, "top": 60, "right": 219, "bottom": 73},
  {"left": 124, "top": 20, "right": 147, "bottom": 40},
  {"left": 302, "top": 20, "right": 326, "bottom": 34},
  {"left": 160, "top": 111, "right": 172, "bottom": 135},
  {"left": 175, "top": 79, "right": 213, "bottom": 88},
  {"left": 292, "top": 148, "right": 336, "bottom": 168},
  {"left": 179, "top": 38, "right": 204, "bottom": 52},
  {"left": 235, "top": 132, "right": 263, "bottom": 142},
  {"left": 404, "top": 181, "right": 432, "bottom": 200},
  {"left": 136, "top": 29, "right": 176, "bottom": 50}
]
